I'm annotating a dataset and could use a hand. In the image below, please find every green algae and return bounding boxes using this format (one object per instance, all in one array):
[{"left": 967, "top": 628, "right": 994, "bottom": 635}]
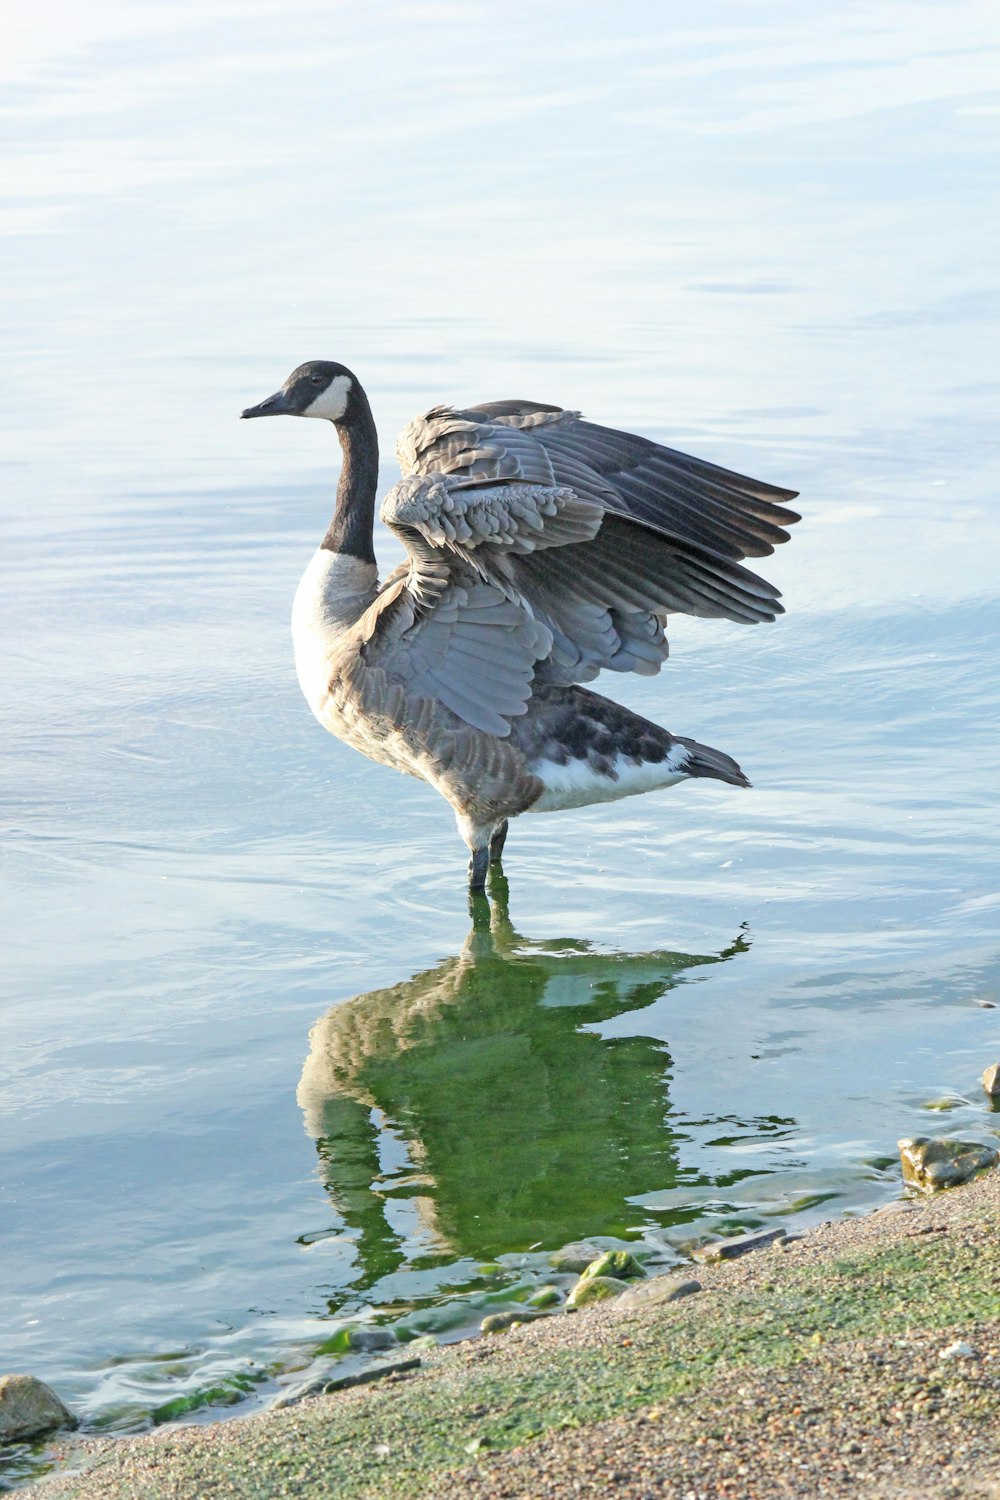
[
  {"left": 566, "top": 1275, "right": 630, "bottom": 1309},
  {"left": 526, "top": 1286, "right": 562, "bottom": 1309},
  {"left": 578, "top": 1250, "right": 646, "bottom": 1282},
  {"left": 147, "top": 1367, "right": 267, "bottom": 1426}
]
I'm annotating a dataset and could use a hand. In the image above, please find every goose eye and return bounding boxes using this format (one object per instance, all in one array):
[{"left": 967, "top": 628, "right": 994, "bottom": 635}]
[{"left": 310, "top": 373, "right": 325, "bottom": 385}]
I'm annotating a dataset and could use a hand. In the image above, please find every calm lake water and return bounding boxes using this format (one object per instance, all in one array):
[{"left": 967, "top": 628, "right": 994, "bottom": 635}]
[{"left": 3, "top": 0, "right": 1000, "bottom": 1478}]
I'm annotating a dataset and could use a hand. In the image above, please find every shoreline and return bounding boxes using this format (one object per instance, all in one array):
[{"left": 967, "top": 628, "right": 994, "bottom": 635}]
[{"left": 21, "top": 1167, "right": 1000, "bottom": 1499}]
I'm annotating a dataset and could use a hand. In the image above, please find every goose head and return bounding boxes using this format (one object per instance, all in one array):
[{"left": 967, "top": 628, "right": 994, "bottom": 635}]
[{"left": 241, "top": 361, "right": 359, "bottom": 424}]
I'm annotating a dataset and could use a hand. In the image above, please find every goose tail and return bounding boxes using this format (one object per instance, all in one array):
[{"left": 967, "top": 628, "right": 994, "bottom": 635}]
[{"left": 676, "top": 736, "right": 751, "bottom": 789}]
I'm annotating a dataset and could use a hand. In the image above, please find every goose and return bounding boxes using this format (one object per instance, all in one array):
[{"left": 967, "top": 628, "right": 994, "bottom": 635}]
[{"left": 241, "top": 362, "right": 800, "bottom": 890}]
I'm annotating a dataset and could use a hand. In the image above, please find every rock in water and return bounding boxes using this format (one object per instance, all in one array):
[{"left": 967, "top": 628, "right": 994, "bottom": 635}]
[
  {"left": 898, "top": 1136, "right": 999, "bottom": 1190},
  {"left": 548, "top": 1241, "right": 605, "bottom": 1274},
  {"left": 617, "top": 1276, "right": 702, "bottom": 1311},
  {"left": 981, "top": 1063, "right": 1000, "bottom": 1098},
  {"left": 480, "top": 1312, "right": 518, "bottom": 1335},
  {"left": 343, "top": 1326, "right": 397, "bottom": 1353},
  {"left": 578, "top": 1250, "right": 647, "bottom": 1283},
  {"left": 693, "top": 1227, "right": 786, "bottom": 1263},
  {"left": 567, "top": 1275, "right": 630, "bottom": 1309},
  {"left": 527, "top": 1285, "right": 562, "bottom": 1309},
  {"left": 0, "top": 1375, "right": 77, "bottom": 1442}
]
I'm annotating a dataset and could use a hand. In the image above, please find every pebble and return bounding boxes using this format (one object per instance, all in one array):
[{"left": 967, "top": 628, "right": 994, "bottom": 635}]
[
  {"left": 0, "top": 1374, "right": 77, "bottom": 1443},
  {"left": 481, "top": 1312, "right": 527, "bottom": 1335},
  {"left": 938, "top": 1341, "right": 975, "bottom": 1361},
  {"left": 693, "top": 1227, "right": 786, "bottom": 1263}
]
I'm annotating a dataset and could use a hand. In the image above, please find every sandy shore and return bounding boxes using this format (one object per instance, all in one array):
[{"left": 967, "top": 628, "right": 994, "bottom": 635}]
[{"left": 24, "top": 1169, "right": 1000, "bottom": 1500}]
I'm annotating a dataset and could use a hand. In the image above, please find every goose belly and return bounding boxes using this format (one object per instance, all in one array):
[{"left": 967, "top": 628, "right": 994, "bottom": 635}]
[
  {"left": 527, "top": 745, "right": 692, "bottom": 813},
  {"left": 292, "top": 631, "right": 421, "bottom": 778},
  {"left": 325, "top": 701, "right": 426, "bottom": 779},
  {"left": 294, "top": 627, "right": 431, "bottom": 782},
  {"left": 298, "top": 665, "right": 427, "bottom": 781}
]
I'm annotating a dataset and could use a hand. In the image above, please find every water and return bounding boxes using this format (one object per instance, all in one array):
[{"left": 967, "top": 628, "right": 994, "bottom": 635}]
[{"left": 3, "top": 0, "right": 1000, "bottom": 1476}]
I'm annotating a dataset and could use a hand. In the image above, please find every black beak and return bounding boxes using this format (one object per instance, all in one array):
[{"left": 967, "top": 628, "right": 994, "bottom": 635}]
[{"left": 241, "top": 389, "right": 290, "bottom": 419}]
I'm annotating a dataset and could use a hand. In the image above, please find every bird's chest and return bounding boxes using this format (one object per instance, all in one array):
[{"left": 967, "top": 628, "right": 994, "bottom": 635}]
[
  {"left": 290, "top": 550, "right": 421, "bottom": 777},
  {"left": 291, "top": 550, "right": 376, "bottom": 717}
]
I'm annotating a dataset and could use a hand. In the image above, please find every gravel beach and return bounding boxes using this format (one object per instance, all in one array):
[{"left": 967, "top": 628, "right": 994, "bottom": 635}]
[{"left": 21, "top": 1168, "right": 1000, "bottom": 1500}]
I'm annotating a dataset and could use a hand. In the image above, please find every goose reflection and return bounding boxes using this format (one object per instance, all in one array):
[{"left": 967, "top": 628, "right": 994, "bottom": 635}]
[{"left": 297, "top": 881, "right": 748, "bottom": 1285}]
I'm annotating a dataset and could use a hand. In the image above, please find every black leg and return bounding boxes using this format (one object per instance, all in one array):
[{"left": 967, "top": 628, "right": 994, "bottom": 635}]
[
  {"left": 468, "top": 845, "right": 489, "bottom": 892},
  {"left": 488, "top": 819, "right": 509, "bottom": 864}
]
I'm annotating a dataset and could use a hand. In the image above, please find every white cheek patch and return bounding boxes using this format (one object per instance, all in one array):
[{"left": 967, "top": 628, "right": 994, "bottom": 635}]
[{"left": 302, "top": 374, "right": 352, "bottom": 420}]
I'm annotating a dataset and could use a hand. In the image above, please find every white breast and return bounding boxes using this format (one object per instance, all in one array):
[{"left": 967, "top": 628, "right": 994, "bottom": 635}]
[
  {"left": 291, "top": 549, "right": 376, "bottom": 720},
  {"left": 527, "top": 745, "right": 692, "bottom": 813}
]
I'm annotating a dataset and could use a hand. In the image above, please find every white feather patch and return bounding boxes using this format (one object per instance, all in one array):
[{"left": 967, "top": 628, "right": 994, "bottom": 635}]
[
  {"left": 527, "top": 744, "right": 691, "bottom": 813},
  {"left": 303, "top": 374, "right": 352, "bottom": 421},
  {"left": 291, "top": 549, "right": 376, "bottom": 718}
]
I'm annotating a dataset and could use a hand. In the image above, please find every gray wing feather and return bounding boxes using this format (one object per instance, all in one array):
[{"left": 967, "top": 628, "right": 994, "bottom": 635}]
[
  {"left": 382, "top": 474, "right": 604, "bottom": 556},
  {"left": 397, "top": 402, "right": 799, "bottom": 561},
  {"left": 367, "top": 398, "right": 799, "bottom": 730},
  {"left": 363, "top": 575, "right": 552, "bottom": 737}
]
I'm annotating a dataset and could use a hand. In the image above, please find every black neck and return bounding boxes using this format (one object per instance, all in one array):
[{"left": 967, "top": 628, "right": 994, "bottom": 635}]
[{"left": 320, "top": 387, "right": 379, "bottom": 564}]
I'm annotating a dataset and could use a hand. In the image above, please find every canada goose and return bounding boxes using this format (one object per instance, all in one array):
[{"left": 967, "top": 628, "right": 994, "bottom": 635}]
[{"left": 242, "top": 362, "right": 799, "bottom": 890}]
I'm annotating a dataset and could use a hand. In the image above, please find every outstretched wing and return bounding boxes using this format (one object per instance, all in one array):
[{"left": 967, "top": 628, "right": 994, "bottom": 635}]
[
  {"left": 365, "top": 399, "right": 800, "bottom": 734},
  {"left": 398, "top": 401, "right": 800, "bottom": 563}
]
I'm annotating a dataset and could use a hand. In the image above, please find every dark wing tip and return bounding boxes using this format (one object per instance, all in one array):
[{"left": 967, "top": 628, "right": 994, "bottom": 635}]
[{"left": 752, "top": 482, "right": 799, "bottom": 505}]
